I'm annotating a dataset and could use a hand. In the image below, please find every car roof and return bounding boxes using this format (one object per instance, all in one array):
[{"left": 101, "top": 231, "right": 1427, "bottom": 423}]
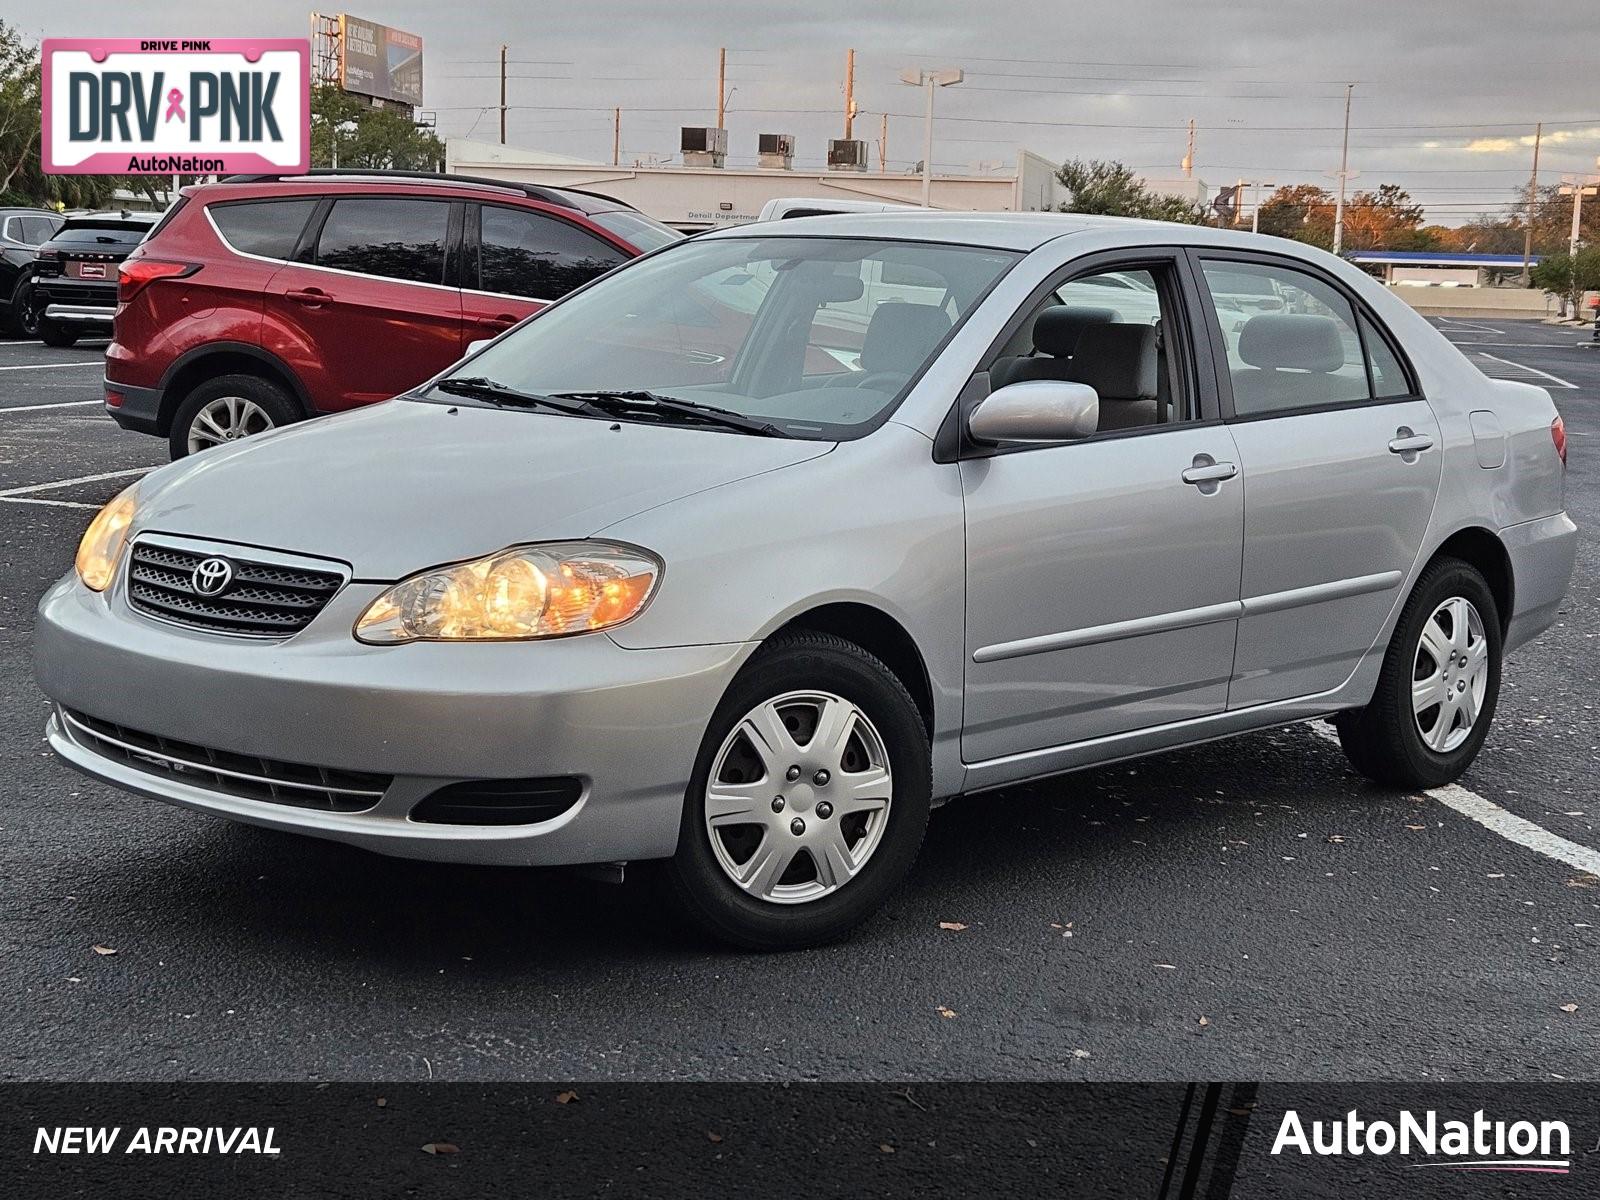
[
  {"left": 212, "top": 170, "right": 631, "bottom": 215},
  {"left": 702, "top": 209, "right": 1328, "bottom": 258}
]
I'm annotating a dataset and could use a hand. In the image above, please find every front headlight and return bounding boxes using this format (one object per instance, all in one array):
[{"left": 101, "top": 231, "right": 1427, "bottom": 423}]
[
  {"left": 354, "top": 541, "right": 662, "bottom": 644},
  {"left": 75, "top": 484, "right": 139, "bottom": 592}
]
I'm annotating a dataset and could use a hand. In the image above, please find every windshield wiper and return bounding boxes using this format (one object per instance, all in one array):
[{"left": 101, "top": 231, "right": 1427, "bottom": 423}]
[
  {"left": 431, "top": 376, "right": 596, "bottom": 415},
  {"left": 550, "top": 390, "right": 792, "bottom": 438}
]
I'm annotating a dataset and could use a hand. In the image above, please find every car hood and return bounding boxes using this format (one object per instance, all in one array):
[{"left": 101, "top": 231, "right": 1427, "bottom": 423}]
[{"left": 133, "top": 400, "right": 833, "bottom": 578}]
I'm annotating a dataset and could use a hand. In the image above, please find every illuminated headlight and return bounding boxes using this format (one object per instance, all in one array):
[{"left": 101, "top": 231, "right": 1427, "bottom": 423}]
[
  {"left": 355, "top": 541, "right": 662, "bottom": 644},
  {"left": 74, "top": 484, "right": 139, "bottom": 592}
]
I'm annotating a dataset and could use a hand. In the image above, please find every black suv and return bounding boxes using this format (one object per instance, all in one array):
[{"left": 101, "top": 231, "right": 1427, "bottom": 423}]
[
  {"left": 31, "top": 212, "right": 157, "bottom": 346},
  {"left": 0, "top": 207, "right": 65, "bottom": 337}
]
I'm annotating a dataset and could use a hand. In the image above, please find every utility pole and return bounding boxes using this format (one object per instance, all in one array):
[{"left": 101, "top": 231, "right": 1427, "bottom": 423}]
[
  {"left": 1332, "top": 83, "right": 1354, "bottom": 255},
  {"left": 498, "top": 44, "right": 507, "bottom": 145},
  {"left": 844, "top": 49, "right": 856, "bottom": 139},
  {"left": 878, "top": 112, "right": 888, "bottom": 173},
  {"left": 1182, "top": 118, "right": 1195, "bottom": 179},
  {"left": 716, "top": 47, "right": 726, "bottom": 129},
  {"left": 1521, "top": 122, "right": 1543, "bottom": 284},
  {"left": 613, "top": 107, "right": 621, "bottom": 166}
]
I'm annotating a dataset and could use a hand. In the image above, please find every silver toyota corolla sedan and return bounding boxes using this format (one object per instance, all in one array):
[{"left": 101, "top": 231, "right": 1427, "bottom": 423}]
[{"left": 35, "top": 212, "right": 1576, "bottom": 949}]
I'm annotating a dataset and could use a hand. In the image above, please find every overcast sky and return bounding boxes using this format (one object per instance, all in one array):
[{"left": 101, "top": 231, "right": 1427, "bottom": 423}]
[{"left": 17, "top": 1, "right": 1597, "bottom": 224}]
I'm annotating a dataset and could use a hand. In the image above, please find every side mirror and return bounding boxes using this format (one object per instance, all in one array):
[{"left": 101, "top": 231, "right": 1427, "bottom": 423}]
[
  {"left": 968, "top": 380, "right": 1099, "bottom": 444},
  {"left": 464, "top": 338, "right": 494, "bottom": 359}
]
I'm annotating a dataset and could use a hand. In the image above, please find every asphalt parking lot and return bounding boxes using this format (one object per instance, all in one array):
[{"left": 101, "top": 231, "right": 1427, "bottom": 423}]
[{"left": 0, "top": 318, "right": 1596, "bottom": 1084}]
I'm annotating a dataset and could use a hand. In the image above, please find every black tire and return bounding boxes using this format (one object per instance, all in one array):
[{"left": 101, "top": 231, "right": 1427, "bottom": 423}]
[
  {"left": 37, "top": 317, "right": 78, "bottom": 348},
  {"left": 168, "top": 373, "right": 301, "bottom": 460},
  {"left": 7, "top": 280, "right": 42, "bottom": 338},
  {"left": 665, "top": 631, "right": 932, "bottom": 950},
  {"left": 1335, "top": 556, "right": 1502, "bottom": 789}
]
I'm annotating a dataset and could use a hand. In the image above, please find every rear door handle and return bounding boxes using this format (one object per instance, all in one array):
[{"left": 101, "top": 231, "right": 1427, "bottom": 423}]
[
  {"left": 1181, "top": 460, "right": 1239, "bottom": 486},
  {"left": 1388, "top": 431, "right": 1434, "bottom": 455}
]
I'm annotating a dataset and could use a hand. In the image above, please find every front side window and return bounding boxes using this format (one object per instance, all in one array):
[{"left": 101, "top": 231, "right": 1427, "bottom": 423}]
[
  {"left": 987, "top": 263, "right": 1187, "bottom": 434},
  {"left": 478, "top": 206, "right": 628, "bottom": 299},
  {"left": 441, "top": 235, "right": 1019, "bottom": 439},
  {"left": 314, "top": 198, "right": 450, "bottom": 285},
  {"left": 211, "top": 199, "right": 317, "bottom": 259},
  {"left": 1200, "top": 259, "right": 1385, "bottom": 415}
]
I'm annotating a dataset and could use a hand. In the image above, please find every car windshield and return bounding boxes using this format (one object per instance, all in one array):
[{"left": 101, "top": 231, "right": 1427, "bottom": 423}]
[
  {"left": 434, "top": 235, "right": 1020, "bottom": 439},
  {"left": 587, "top": 208, "right": 683, "bottom": 251}
]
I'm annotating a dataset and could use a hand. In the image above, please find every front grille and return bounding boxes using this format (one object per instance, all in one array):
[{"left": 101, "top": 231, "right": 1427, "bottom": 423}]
[
  {"left": 60, "top": 708, "right": 390, "bottom": 813},
  {"left": 127, "top": 539, "right": 344, "bottom": 637}
]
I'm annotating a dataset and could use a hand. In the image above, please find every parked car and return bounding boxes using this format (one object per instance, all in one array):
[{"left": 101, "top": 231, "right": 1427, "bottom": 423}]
[
  {"left": 37, "top": 213, "right": 1575, "bottom": 949},
  {"left": 757, "top": 196, "right": 922, "bottom": 221},
  {"left": 105, "top": 170, "right": 681, "bottom": 458},
  {"left": 31, "top": 211, "right": 157, "bottom": 346},
  {"left": 0, "top": 207, "right": 66, "bottom": 337}
]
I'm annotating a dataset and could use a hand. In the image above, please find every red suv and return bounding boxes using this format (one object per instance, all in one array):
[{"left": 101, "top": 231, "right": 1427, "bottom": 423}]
[{"left": 106, "top": 170, "right": 680, "bottom": 457}]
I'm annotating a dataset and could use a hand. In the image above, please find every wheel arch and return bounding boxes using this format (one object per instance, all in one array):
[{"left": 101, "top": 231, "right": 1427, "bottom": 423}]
[
  {"left": 1427, "top": 525, "right": 1514, "bottom": 637},
  {"left": 156, "top": 343, "right": 314, "bottom": 435},
  {"left": 767, "top": 602, "right": 935, "bottom": 738}
]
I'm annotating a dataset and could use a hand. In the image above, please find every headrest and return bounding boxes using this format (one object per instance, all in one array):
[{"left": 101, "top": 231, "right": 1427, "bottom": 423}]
[
  {"left": 860, "top": 303, "right": 953, "bottom": 375},
  {"left": 1237, "top": 314, "right": 1346, "bottom": 372},
  {"left": 1067, "top": 323, "right": 1158, "bottom": 400},
  {"left": 1033, "top": 305, "right": 1119, "bottom": 357}
]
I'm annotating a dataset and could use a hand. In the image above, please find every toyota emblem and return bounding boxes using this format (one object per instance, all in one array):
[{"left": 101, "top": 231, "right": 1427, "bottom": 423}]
[{"left": 191, "top": 557, "right": 235, "bottom": 597}]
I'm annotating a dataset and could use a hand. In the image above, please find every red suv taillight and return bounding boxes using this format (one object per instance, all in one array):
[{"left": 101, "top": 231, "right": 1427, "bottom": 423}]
[
  {"left": 1552, "top": 415, "right": 1567, "bottom": 467},
  {"left": 118, "top": 259, "right": 199, "bottom": 302}
]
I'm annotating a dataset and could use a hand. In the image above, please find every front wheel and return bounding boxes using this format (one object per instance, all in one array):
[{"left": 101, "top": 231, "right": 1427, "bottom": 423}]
[
  {"left": 666, "top": 632, "right": 931, "bottom": 950},
  {"left": 1335, "top": 557, "right": 1502, "bottom": 789}
]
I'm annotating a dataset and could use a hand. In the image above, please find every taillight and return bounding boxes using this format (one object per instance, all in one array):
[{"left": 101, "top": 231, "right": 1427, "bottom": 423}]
[
  {"left": 117, "top": 259, "right": 198, "bottom": 302},
  {"left": 1552, "top": 415, "right": 1567, "bottom": 467},
  {"left": 34, "top": 248, "right": 58, "bottom": 260}
]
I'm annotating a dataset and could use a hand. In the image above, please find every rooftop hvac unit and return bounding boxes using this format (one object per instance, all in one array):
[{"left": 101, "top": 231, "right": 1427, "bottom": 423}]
[
  {"left": 827, "top": 139, "right": 868, "bottom": 172},
  {"left": 758, "top": 133, "right": 795, "bottom": 170},
  {"left": 680, "top": 126, "right": 728, "bottom": 168}
]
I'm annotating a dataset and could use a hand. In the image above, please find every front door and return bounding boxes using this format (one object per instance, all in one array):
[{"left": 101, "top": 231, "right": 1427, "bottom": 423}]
[
  {"left": 960, "top": 254, "right": 1245, "bottom": 764},
  {"left": 1190, "top": 253, "right": 1444, "bottom": 708}
]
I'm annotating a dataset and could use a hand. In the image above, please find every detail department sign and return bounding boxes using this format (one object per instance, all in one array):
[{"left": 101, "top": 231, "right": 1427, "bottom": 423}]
[{"left": 42, "top": 38, "right": 309, "bottom": 175}]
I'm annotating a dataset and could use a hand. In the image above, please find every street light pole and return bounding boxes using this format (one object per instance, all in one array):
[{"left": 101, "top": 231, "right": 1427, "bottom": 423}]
[
  {"left": 899, "top": 67, "right": 963, "bottom": 208},
  {"left": 1332, "top": 83, "right": 1354, "bottom": 255}
]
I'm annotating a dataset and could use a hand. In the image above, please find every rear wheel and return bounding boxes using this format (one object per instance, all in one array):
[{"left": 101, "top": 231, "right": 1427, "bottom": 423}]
[
  {"left": 8, "top": 280, "right": 42, "bottom": 338},
  {"left": 1335, "top": 557, "right": 1501, "bottom": 789},
  {"left": 169, "top": 374, "right": 301, "bottom": 459},
  {"left": 666, "top": 632, "right": 931, "bottom": 950},
  {"left": 38, "top": 317, "right": 78, "bottom": 348}
]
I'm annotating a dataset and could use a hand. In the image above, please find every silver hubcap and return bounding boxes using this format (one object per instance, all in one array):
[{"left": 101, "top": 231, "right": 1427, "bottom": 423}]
[
  {"left": 187, "top": 395, "right": 274, "bottom": 453},
  {"left": 703, "top": 690, "right": 893, "bottom": 905},
  {"left": 1412, "top": 596, "right": 1489, "bottom": 754}
]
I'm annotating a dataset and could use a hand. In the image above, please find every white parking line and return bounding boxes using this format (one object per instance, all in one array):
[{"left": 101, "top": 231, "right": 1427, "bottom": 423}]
[
  {"left": 0, "top": 466, "right": 151, "bottom": 498},
  {"left": 0, "top": 496, "right": 99, "bottom": 509},
  {"left": 1307, "top": 723, "right": 1600, "bottom": 878},
  {"left": 0, "top": 361, "right": 102, "bottom": 372},
  {"left": 1476, "top": 351, "right": 1578, "bottom": 389},
  {"left": 0, "top": 399, "right": 101, "bottom": 413}
]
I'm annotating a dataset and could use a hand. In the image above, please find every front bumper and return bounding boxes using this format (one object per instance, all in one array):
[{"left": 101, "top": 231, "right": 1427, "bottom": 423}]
[{"left": 35, "top": 565, "right": 752, "bottom": 865}]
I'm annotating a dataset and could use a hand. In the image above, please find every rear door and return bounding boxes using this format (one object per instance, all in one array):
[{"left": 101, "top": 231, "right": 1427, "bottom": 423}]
[
  {"left": 261, "top": 195, "right": 462, "bottom": 411},
  {"left": 460, "top": 203, "right": 629, "bottom": 345},
  {"left": 1189, "top": 252, "right": 1442, "bottom": 708}
]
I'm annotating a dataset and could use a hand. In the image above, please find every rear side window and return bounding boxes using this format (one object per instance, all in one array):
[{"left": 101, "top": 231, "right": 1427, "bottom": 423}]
[
  {"left": 210, "top": 199, "right": 316, "bottom": 259},
  {"left": 315, "top": 198, "right": 450, "bottom": 285},
  {"left": 477, "top": 205, "right": 627, "bottom": 299},
  {"left": 1359, "top": 312, "right": 1413, "bottom": 397}
]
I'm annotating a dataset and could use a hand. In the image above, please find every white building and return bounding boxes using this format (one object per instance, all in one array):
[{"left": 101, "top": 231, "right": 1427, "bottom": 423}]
[{"left": 446, "top": 137, "right": 1068, "bottom": 230}]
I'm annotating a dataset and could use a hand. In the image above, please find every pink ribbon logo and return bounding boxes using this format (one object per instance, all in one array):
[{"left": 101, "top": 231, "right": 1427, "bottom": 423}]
[{"left": 164, "top": 88, "right": 185, "bottom": 123}]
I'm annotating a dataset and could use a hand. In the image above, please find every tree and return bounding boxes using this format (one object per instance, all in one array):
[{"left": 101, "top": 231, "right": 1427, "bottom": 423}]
[
  {"left": 1055, "top": 159, "right": 1206, "bottom": 224},
  {"left": 310, "top": 85, "right": 443, "bottom": 171},
  {"left": 1341, "top": 184, "right": 1427, "bottom": 251},
  {"left": 1529, "top": 247, "right": 1600, "bottom": 316},
  {"left": 1255, "top": 184, "right": 1335, "bottom": 249}
]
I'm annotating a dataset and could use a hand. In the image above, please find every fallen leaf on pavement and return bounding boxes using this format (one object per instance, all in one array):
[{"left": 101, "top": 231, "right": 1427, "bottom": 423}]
[
  {"left": 1072, "top": 1049, "right": 1091, "bottom": 1059},
  {"left": 1326, "top": 835, "right": 1345, "bottom": 844},
  {"left": 1560, "top": 1004, "right": 1578, "bottom": 1014},
  {"left": 706, "top": 1132, "right": 723, "bottom": 1144},
  {"left": 1198, "top": 1016, "right": 1211, "bottom": 1027},
  {"left": 91, "top": 945, "right": 117, "bottom": 956},
  {"left": 555, "top": 1090, "right": 580, "bottom": 1104},
  {"left": 878, "top": 1144, "right": 895, "bottom": 1154},
  {"left": 938, "top": 921, "right": 968, "bottom": 932},
  {"left": 1405, "top": 824, "right": 1426, "bottom": 831},
  {"left": 1156, "top": 963, "right": 1177, "bottom": 970},
  {"left": 376, "top": 1098, "right": 387, "bottom": 1108},
  {"left": 936, "top": 1006, "right": 958, "bottom": 1019},
  {"left": 420, "top": 1142, "right": 459, "bottom": 1156}
]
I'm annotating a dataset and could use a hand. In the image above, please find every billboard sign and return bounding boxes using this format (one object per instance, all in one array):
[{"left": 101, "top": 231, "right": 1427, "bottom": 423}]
[
  {"left": 42, "top": 38, "right": 309, "bottom": 175},
  {"left": 339, "top": 16, "right": 422, "bottom": 107}
]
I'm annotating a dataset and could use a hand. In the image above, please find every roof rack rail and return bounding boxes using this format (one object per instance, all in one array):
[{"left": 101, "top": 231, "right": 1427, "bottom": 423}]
[{"left": 216, "top": 169, "right": 632, "bottom": 214}]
